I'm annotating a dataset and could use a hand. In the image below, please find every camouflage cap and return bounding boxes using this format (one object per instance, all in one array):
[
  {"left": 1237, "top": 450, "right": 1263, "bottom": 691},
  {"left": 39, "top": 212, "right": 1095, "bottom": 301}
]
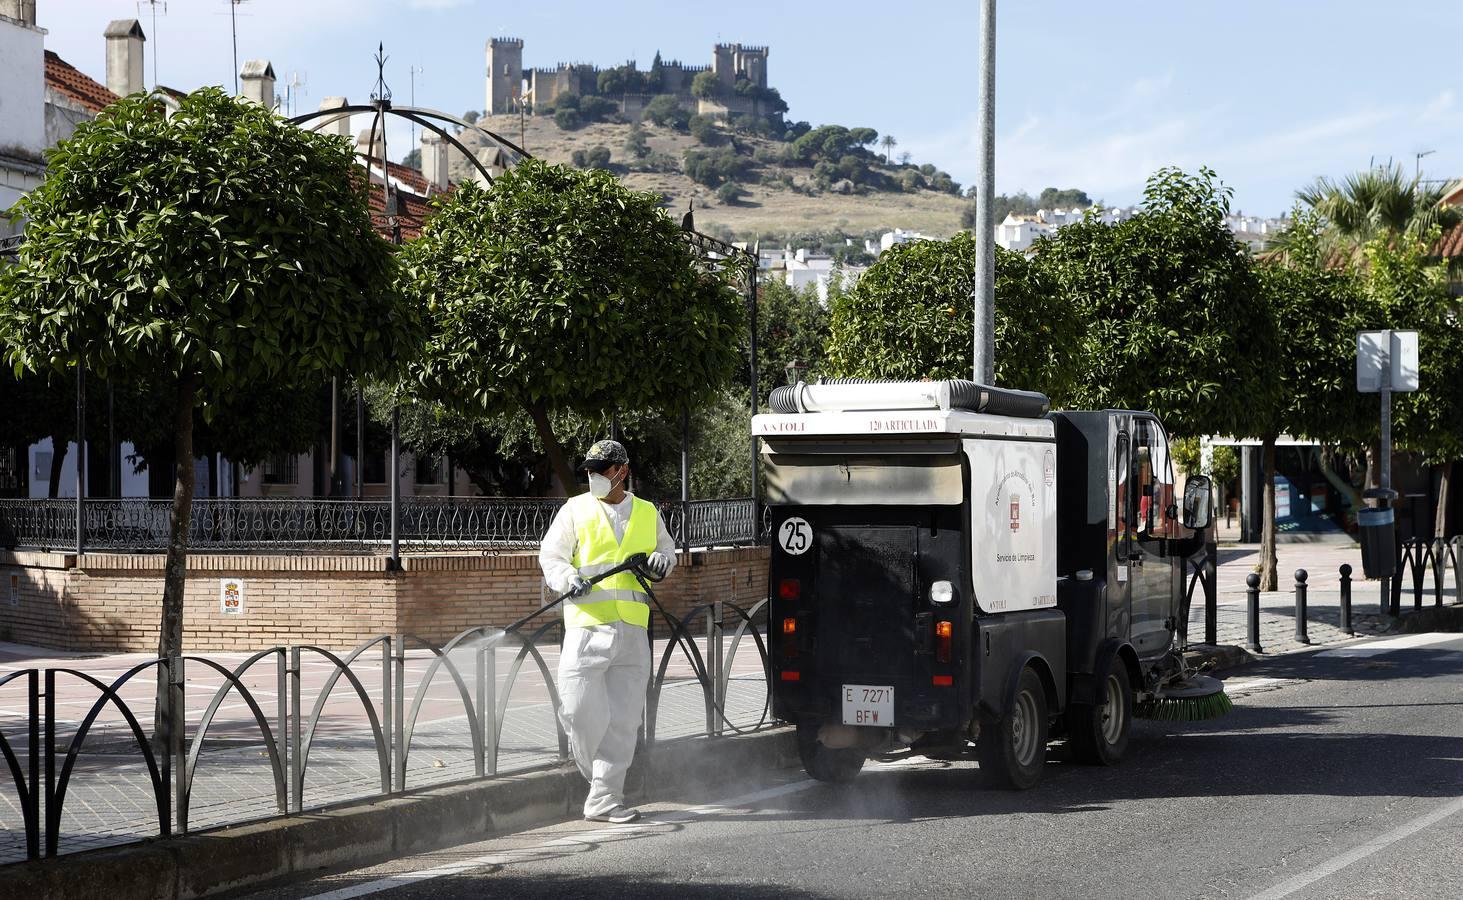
[{"left": 579, "top": 439, "right": 629, "bottom": 471}]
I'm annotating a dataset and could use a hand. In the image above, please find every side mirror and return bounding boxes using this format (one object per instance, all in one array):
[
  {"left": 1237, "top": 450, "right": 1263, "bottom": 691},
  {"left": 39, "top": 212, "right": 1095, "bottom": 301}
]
[{"left": 1182, "top": 476, "right": 1213, "bottom": 531}]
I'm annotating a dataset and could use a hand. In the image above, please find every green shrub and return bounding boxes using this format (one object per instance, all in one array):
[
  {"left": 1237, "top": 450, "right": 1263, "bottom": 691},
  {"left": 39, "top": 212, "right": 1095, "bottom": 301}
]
[{"left": 554, "top": 107, "right": 582, "bottom": 130}]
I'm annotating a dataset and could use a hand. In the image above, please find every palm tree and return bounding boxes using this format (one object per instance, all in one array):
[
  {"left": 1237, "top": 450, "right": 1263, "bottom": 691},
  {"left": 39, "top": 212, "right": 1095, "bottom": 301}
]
[
  {"left": 880, "top": 134, "right": 897, "bottom": 165},
  {"left": 1268, "top": 164, "right": 1461, "bottom": 265}
]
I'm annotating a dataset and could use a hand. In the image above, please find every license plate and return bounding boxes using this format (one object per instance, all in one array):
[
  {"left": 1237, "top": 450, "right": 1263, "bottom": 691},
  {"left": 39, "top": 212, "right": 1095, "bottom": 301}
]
[{"left": 842, "top": 684, "right": 894, "bottom": 726}]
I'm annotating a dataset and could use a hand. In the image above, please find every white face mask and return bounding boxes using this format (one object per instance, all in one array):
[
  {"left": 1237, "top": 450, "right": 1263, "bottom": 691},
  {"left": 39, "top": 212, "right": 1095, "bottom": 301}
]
[{"left": 589, "top": 469, "right": 623, "bottom": 499}]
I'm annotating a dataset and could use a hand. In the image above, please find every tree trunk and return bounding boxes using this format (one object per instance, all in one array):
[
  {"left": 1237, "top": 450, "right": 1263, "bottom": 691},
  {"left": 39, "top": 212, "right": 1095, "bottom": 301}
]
[
  {"left": 1363, "top": 443, "right": 1379, "bottom": 494},
  {"left": 47, "top": 433, "right": 66, "bottom": 498},
  {"left": 154, "top": 374, "right": 198, "bottom": 753},
  {"left": 1436, "top": 460, "right": 1453, "bottom": 540},
  {"left": 526, "top": 403, "right": 577, "bottom": 497},
  {"left": 1259, "top": 434, "right": 1279, "bottom": 592}
]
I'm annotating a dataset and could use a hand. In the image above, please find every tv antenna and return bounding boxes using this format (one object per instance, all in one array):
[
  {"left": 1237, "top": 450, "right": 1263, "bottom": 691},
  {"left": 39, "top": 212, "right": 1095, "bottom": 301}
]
[
  {"left": 136, "top": 1, "right": 166, "bottom": 89},
  {"left": 287, "top": 71, "right": 308, "bottom": 117},
  {"left": 228, "top": 1, "right": 250, "bottom": 94},
  {"left": 409, "top": 65, "right": 424, "bottom": 151}
]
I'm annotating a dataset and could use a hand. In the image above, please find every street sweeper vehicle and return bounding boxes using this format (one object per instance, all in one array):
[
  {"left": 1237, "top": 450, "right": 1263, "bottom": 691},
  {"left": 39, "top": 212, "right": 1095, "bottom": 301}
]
[{"left": 756, "top": 379, "right": 1229, "bottom": 788}]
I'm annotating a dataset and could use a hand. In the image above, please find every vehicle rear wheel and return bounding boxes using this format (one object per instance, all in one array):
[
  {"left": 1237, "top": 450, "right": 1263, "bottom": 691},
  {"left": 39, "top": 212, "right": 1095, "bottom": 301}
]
[
  {"left": 977, "top": 666, "right": 1049, "bottom": 790},
  {"left": 1067, "top": 659, "right": 1133, "bottom": 766},
  {"left": 797, "top": 722, "right": 865, "bottom": 783}
]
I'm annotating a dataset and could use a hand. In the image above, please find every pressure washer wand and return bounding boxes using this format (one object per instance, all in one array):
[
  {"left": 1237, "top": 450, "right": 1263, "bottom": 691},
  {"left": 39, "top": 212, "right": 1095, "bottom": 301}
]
[{"left": 502, "top": 552, "right": 650, "bottom": 636}]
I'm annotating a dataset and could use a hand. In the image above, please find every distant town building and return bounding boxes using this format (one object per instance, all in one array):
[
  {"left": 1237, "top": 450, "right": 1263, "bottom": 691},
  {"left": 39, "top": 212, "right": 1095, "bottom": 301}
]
[{"left": 993, "top": 206, "right": 1288, "bottom": 252}]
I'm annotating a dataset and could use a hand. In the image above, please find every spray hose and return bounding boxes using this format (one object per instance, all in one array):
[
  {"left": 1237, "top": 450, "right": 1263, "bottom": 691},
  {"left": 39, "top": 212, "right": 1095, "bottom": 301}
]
[
  {"left": 631, "top": 569, "right": 773, "bottom": 737},
  {"left": 502, "top": 553, "right": 650, "bottom": 636}
]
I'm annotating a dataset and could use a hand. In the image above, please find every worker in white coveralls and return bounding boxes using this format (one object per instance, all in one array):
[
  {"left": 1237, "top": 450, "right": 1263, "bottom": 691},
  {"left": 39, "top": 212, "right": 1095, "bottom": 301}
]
[{"left": 538, "top": 439, "right": 675, "bottom": 824}]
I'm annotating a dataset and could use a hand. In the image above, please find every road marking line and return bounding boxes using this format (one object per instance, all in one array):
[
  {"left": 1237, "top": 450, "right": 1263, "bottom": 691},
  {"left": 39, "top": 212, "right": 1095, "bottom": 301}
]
[
  {"left": 301, "top": 778, "right": 818, "bottom": 899},
  {"left": 1223, "top": 677, "right": 1295, "bottom": 695},
  {"left": 1246, "top": 795, "right": 1463, "bottom": 900},
  {"left": 1317, "top": 632, "right": 1462, "bottom": 658}
]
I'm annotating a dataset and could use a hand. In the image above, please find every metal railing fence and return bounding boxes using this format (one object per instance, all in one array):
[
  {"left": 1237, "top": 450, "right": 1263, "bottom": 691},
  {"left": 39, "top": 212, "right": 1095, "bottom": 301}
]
[
  {"left": 0, "top": 597, "right": 772, "bottom": 863},
  {"left": 0, "top": 497, "right": 763, "bottom": 554}
]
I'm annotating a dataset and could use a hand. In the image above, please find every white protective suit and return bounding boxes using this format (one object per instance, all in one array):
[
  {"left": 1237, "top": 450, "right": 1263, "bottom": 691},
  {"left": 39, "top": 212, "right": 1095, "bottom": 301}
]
[{"left": 538, "top": 493, "right": 676, "bottom": 817}]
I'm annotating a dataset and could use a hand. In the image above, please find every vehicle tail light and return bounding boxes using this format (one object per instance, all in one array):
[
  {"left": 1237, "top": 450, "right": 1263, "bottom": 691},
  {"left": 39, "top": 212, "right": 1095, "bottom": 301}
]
[
  {"left": 778, "top": 578, "right": 801, "bottom": 601},
  {"left": 933, "top": 675, "right": 953, "bottom": 687},
  {"left": 781, "top": 617, "right": 798, "bottom": 660},
  {"left": 780, "top": 670, "right": 800, "bottom": 682},
  {"left": 935, "top": 620, "right": 953, "bottom": 664}
]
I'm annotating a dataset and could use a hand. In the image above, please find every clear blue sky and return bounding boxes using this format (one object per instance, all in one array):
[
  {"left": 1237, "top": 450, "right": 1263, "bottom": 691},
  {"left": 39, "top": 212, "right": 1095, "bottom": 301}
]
[{"left": 40, "top": 0, "right": 1463, "bottom": 216}]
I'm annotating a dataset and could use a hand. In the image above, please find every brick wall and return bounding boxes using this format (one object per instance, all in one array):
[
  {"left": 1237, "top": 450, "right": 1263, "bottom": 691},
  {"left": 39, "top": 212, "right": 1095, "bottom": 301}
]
[{"left": 0, "top": 547, "right": 769, "bottom": 653}]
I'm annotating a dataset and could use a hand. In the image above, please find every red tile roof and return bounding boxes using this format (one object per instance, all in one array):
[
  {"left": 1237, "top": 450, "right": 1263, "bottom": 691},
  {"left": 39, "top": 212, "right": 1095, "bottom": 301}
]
[
  {"left": 1437, "top": 223, "right": 1463, "bottom": 260},
  {"left": 43, "top": 50, "right": 117, "bottom": 115}
]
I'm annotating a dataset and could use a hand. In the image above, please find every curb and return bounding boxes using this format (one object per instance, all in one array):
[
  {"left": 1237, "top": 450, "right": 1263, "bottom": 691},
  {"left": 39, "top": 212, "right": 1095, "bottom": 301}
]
[
  {"left": 1185, "top": 643, "right": 1253, "bottom": 672},
  {"left": 0, "top": 727, "right": 795, "bottom": 900}
]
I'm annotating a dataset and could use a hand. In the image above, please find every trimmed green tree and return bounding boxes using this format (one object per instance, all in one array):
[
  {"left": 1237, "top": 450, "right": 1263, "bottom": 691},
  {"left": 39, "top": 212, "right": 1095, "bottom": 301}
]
[
  {"left": 0, "top": 88, "right": 421, "bottom": 660},
  {"left": 1039, "top": 167, "right": 1281, "bottom": 583},
  {"left": 1251, "top": 211, "right": 1372, "bottom": 587},
  {"left": 1040, "top": 167, "right": 1278, "bottom": 435},
  {"left": 398, "top": 160, "right": 747, "bottom": 493},
  {"left": 826, "top": 232, "right": 1084, "bottom": 405}
]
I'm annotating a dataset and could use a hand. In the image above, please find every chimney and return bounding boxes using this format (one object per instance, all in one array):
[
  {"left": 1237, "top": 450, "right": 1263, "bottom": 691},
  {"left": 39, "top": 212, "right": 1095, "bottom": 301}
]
[
  {"left": 0, "top": 1, "right": 37, "bottom": 25},
  {"left": 420, "top": 130, "right": 449, "bottom": 191},
  {"left": 239, "top": 59, "right": 276, "bottom": 108},
  {"left": 104, "top": 19, "right": 147, "bottom": 98},
  {"left": 0, "top": 3, "right": 44, "bottom": 158},
  {"left": 317, "top": 96, "right": 351, "bottom": 138}
]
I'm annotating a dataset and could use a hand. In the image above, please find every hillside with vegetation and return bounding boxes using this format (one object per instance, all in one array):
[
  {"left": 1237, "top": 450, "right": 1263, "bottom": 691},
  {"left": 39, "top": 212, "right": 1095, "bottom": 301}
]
[{"left": 450, "top": 98, "right": 971, "bottom": 241}]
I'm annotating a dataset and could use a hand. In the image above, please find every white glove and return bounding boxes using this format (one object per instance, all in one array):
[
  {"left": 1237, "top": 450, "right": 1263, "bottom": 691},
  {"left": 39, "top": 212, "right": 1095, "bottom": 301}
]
[
  {"left": 567, "top": 576, "right": 593, "bottom": 598},
  {"left": 646, "top": 552, "right": 672, "bottom": 580}
]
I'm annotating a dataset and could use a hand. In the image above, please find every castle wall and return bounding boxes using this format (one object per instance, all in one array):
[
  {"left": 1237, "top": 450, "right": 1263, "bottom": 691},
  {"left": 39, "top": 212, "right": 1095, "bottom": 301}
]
[{"left": 486, "top": 38, "right": 523, "bottom": 116}]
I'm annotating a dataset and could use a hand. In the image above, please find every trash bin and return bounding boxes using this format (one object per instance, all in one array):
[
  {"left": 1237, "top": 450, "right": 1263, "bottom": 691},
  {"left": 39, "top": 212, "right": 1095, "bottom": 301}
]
[{"left": 1358, "top": 508, "right": 1396, "bottom": 579}]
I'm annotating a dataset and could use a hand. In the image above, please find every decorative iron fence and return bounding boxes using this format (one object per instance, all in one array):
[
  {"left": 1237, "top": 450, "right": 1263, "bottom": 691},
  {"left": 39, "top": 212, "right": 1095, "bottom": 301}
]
[
  {"left": 0, "top": 598, "right": 772, "bottom": 863},
  {"left": 0, "top": 497, "right": 763, "bottom": 554}
]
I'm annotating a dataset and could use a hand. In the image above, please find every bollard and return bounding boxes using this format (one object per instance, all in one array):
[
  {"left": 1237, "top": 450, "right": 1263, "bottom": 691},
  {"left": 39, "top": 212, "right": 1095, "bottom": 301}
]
[
  {"left": 1293, "top": 569, "right": 1310, "bottom": 645},
  {"left": 1246, "top": 572, "right": 1262, "bottom": 653},
  {"left": 1432, "top": 538, "right": 1446, "bottom": 607},
  {"left": 1339, "top": 563, "right": 1353, "bottom": 636}
]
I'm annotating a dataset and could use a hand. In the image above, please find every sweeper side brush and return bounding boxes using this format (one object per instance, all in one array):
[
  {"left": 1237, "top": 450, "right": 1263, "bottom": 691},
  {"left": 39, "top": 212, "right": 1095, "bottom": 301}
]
[{"left": 1136, "top": 674, "right": 1233, "bottom": 722}]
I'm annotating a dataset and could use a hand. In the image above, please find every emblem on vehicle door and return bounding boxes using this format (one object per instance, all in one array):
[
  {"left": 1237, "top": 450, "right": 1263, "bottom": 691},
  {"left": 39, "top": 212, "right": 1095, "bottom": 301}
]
[{"left": 1009, "top": 494, "right": 1021, "bottom": 532}]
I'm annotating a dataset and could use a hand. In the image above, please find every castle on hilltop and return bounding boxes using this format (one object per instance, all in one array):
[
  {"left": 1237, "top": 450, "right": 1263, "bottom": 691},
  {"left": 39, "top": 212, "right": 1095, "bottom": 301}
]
[{"left": 485, "top": 38, "right": 772, "bottom": 119}]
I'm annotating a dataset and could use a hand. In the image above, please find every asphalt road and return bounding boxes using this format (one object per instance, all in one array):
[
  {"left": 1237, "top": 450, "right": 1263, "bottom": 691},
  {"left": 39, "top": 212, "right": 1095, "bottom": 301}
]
[{"left": 243, "top": 632, "right": 1463, "bottom": 900}]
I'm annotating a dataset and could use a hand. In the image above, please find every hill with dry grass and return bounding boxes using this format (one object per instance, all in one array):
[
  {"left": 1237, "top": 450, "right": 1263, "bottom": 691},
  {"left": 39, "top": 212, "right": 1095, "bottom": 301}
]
[{"left": 451, "top": 114, "right": 970, "bottom": 241}]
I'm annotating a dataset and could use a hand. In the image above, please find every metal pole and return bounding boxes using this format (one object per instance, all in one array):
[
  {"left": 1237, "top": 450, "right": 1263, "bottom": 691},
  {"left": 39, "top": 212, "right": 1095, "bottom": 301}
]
[
  {"left": 356, "top": 391, "right": 365, "bottom": 499},
  {"left": 230, "top": 1, "right": 240, "bottom": 95},
  {"left": 1339, "top": 563, "right": 1353, "bottom": 635},
  {"left": 389, "top": 403, "right": 400, "bottom": 570},
  {"left": 747, "top": 257, "right": 761, "bottom": 539},
  {"left": 1245, "top": 572, "right": 1262, "bottom": 653},
  {"left": 1293, "top": 568, "right": 1310, "bottom": 645},
  {"left": 75, "top": 365, "right": 85, "bottom": 555},
  {"left": 970, "top": 0, "right": 997, "bottom": 385},
  {"left": 329, "top": 378, "right": 341, "bottom": 497},
  {"left": 1204, "top": 537, "right": 1217, "bottom": 646},
  {"left": 108, "top": 382, "right": 117, "bottom": 498},
  {"left": 1381, "top": 364, "right": 1392, "bottom": 613},
  {"left": 680, "top": 406, "right": 691, "bottom": 558}
]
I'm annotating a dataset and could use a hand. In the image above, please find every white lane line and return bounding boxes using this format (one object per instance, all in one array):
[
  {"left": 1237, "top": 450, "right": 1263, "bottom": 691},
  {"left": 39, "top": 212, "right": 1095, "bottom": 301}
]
[
  {"left": 302, "top": 778, "right": 818, "bottom": 899},
  {"left": 1317, "top": 632, "right": 1463, "bottom": 658},
  {"left": 1246, "top": 795, "right": 1463, "bottom": 900},
  {"left": 1223, "top": 677, "right": 1297, "bottom": 696}
]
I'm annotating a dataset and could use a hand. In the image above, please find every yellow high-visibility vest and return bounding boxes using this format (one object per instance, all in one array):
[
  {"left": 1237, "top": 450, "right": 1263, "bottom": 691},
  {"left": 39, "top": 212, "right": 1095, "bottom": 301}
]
[{"left": 565, "top": 492, "right": 656, "bottom": 629}]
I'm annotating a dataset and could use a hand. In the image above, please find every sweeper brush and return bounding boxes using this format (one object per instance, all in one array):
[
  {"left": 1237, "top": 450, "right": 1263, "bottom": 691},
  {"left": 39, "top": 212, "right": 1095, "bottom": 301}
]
[{"left": 1136, "top": 674, "right": 1233, "bottom": 722}]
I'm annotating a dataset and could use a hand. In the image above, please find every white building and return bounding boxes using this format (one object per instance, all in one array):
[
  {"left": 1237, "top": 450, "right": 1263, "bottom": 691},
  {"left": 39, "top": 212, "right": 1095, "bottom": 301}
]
[{"left": 993, "top": 204, "right": 1286, "bottom": 252}]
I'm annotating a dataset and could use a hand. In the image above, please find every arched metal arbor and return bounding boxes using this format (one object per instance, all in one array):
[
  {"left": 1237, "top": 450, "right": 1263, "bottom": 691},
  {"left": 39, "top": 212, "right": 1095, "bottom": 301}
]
[{"left": 285, "top": 47, "right": 535, "bottom": 567}]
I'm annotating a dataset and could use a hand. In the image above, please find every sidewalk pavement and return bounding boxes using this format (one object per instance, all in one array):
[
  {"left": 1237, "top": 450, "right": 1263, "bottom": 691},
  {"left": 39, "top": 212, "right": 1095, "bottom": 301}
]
[{"left": 3, "top": 539, "right": 1459, "bottom": 866}]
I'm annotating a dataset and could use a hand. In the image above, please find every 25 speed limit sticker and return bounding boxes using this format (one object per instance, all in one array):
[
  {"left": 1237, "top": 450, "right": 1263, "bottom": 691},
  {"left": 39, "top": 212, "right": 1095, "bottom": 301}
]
[{"left": 778, "top": 517, "right": 813, "bottom": 555}]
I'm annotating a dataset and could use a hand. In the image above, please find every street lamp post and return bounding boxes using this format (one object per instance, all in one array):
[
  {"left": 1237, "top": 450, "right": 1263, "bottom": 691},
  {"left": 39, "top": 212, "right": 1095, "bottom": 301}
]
[{"left": 970, "top": 0, "right": 997, "bottom": 385}]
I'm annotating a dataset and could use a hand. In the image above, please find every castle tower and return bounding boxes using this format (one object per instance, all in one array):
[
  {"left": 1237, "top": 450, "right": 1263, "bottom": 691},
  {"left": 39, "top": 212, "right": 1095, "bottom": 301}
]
[
  {"left": 485, "top": 37, "right": 524, "bottom": 116},
  {"left": 735, "top": 45, "right": 768, "bottom": 88},
  {"left": 712, "top": 43, "right": 736, "bottom": 90}
]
